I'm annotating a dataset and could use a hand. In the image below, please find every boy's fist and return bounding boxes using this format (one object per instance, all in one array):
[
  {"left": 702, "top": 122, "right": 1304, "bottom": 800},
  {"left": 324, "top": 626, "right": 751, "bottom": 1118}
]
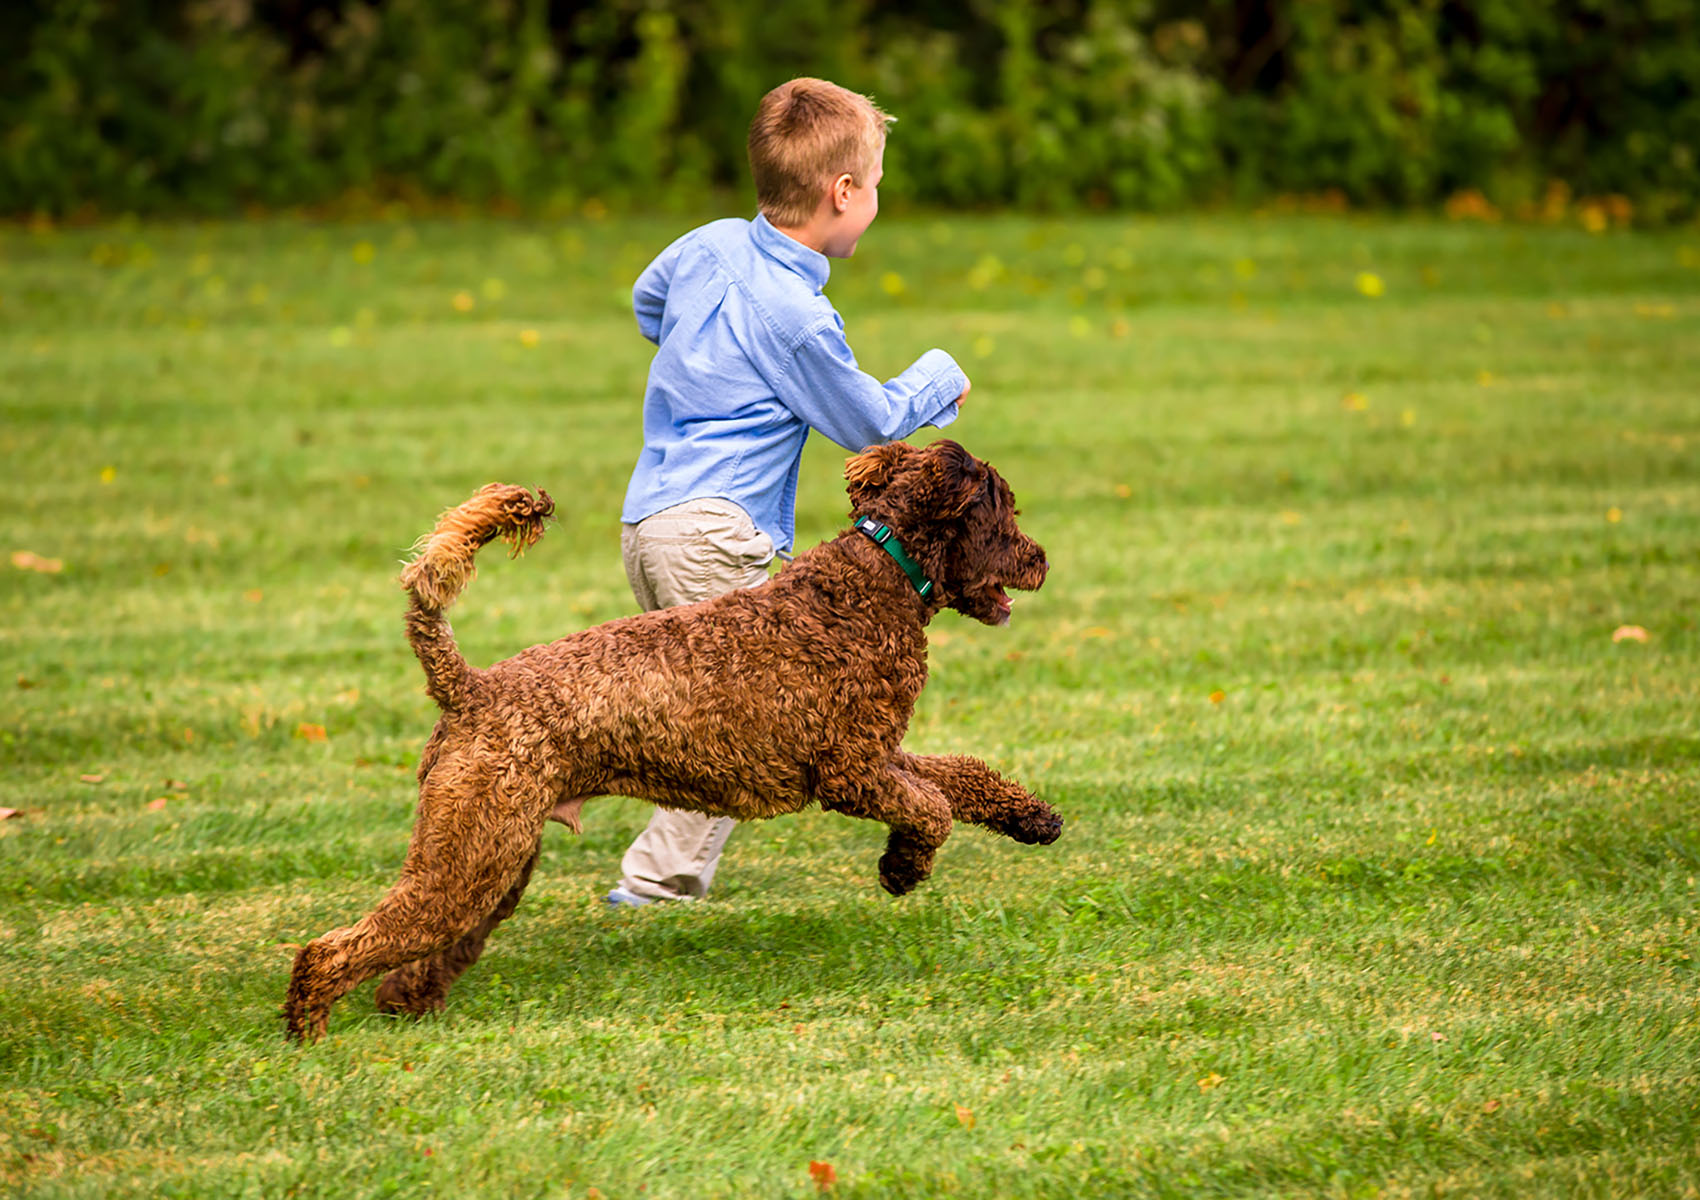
[{"left": 956, "top": 378, "right": 971, "bottom": 407}]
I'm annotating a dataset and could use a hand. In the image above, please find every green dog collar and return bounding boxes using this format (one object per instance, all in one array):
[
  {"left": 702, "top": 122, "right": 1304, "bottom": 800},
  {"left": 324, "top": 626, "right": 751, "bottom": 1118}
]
[{"left": 854, "top": 517, "right": 934, "bottom": 599}]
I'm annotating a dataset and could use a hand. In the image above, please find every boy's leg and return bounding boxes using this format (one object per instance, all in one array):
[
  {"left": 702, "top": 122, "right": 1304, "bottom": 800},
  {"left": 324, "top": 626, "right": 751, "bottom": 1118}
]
[{"left": 614, "top": 499, "right": 774, "bottom": 903}]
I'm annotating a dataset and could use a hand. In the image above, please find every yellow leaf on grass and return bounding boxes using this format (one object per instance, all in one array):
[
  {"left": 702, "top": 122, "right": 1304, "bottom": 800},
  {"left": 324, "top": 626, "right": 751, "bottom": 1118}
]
[
  {"left": 296, "top": 723, "right": 328, "bottom": 742},
  {"left": 1198, "top": 1072, "right": 1225, "bottom": 1092},
  {"left": 519, "top": 328, "right": 541, "bottom": 348},
  {"left": 1611, "top": 625, "right": 1649, "bottom": 643},
  {"left": 954, "top": 1104, "right": 976, "bottom": 1130},
  {"left": 452, "top": 291, "right": 475, "bottom": 312},
  {"left": 1606, "top": 507, "right": 1623, "bottom": 523},
  {"left": 1342, "top": 392, "right": 1368, "bottom": 411},
  {"left": 1209, "top": 690, "right": 1226, "bottom": 705}
]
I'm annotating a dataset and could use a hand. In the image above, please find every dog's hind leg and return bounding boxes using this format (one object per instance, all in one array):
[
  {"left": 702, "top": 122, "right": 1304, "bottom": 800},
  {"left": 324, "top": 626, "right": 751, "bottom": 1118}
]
[
  {"left": 893, "top": 752, "right": 1062, "bottom": 846},
  {"left": 819, "top": 767, "right": 954, "bottom": 896},
  {"left": 374, "top": 842, "right": 540, "bottom": 1020},
  {"left": 284, "top": 787, "right": 543, "bottom": 1043}
]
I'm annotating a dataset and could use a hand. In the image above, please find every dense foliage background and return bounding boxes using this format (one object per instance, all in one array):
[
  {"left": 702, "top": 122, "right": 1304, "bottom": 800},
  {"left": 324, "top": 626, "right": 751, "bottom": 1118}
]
[{"left": 5, "top": 0, "right": 1698, "bottom": 221}]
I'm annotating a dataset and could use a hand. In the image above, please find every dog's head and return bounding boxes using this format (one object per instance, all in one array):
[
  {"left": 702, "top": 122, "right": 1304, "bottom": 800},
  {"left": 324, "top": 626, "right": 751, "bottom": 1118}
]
[{"left": 845, "top": 439, "right": 1047, "bottom": 626}]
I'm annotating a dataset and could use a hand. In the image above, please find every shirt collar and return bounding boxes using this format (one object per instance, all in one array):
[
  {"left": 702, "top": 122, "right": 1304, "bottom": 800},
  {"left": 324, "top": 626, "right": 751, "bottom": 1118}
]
[{"left": 751, "top": 213, "right": 830, "bottom": 292}]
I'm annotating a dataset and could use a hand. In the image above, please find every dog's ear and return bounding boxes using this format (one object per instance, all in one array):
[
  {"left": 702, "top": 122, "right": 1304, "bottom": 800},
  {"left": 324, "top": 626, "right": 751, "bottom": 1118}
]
[
  {"left": 922, "top": 439, "right": 990, "bottom": 518},
  {"left": 844, "top": 442, "right": 911, "bottom": 508}
]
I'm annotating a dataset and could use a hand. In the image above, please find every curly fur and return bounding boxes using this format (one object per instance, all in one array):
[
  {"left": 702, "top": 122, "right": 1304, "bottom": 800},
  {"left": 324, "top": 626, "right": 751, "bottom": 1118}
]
[{"left": 283, "top": 440, "right": 1061, "bottom": 1043}]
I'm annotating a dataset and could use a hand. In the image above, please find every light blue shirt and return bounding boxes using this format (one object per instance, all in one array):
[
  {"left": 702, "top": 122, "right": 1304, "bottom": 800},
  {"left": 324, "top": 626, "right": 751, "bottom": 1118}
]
[{"left": 621, "top": 214, "right": 965, "bottom": 552}]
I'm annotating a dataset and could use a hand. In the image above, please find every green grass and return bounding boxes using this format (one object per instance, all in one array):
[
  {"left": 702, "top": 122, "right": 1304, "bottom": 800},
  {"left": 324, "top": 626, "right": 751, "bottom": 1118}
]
[{"left": 3, "top": 208, "right": 1698, "bottom": 1199}]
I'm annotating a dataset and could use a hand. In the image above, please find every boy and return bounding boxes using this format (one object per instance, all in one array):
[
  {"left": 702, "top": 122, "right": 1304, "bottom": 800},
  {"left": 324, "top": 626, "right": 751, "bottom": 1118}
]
[{"left": 606, "top": 77, "right": 972, "bottom": 906}]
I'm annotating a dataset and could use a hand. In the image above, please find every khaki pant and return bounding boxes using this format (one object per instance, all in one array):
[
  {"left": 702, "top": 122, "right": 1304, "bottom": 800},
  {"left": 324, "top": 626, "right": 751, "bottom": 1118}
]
[{"left": 617, "top": 498, "right": 775, "bottom": 900}]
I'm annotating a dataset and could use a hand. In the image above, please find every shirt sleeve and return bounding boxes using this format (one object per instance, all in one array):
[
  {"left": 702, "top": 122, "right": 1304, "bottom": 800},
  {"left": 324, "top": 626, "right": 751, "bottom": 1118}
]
[
  {"left": 632, "top": 236, "right": 689, "bottom": 345},
  {"left": 775, "top": 318, "right": 966, "bottom": 452}
]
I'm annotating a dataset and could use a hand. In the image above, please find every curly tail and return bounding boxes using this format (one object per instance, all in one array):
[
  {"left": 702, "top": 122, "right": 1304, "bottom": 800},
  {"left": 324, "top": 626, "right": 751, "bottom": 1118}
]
[{"left": 398, "top": 483, "right": 555, "bottom": 711}]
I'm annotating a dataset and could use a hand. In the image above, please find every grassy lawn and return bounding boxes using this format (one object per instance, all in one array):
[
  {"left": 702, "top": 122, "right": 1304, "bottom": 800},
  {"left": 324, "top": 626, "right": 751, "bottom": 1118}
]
[{"left": 2, "top": 207, "right": 1698, "bottom": 1198}]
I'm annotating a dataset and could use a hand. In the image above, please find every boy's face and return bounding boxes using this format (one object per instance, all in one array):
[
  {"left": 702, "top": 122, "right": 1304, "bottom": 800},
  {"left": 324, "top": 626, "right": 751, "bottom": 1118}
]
[{"left": 822, "top": 149, "right": 883, "bottom": 259}]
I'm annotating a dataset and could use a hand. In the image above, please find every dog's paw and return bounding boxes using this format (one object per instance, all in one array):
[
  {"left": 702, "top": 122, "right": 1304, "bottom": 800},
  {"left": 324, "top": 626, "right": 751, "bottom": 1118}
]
[
  {"left": 993, "top": 804, "right": 1062, "bottom": 845},
  {"left": 878, "top": 846, "right": 933, "bottom": 897}
]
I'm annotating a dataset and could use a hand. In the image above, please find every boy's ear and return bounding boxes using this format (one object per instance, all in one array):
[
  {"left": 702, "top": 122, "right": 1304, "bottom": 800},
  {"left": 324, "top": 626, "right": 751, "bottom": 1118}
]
[{"left": 844, "top": 442, "right": 910, "bottom": 508}]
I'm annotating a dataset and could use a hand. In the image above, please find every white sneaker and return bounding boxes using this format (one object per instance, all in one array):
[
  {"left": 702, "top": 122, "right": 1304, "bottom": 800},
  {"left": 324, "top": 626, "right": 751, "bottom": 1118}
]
[{"left": 604, "top": 886, "right": 656, "bottom": 907}]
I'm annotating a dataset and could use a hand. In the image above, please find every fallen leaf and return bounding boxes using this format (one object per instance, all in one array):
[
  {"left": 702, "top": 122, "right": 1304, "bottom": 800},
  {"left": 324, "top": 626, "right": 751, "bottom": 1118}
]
[
  {"left": 808, "top": 1161, "right": 837, "bottom": 1188},
  {"left": 1197, "top": 1072, "right": 1225, "bottom": 1092},
  {"left": 296, "top": 723, "right": 328, "bottom": 742},
  {"left": 80, "top": 773, "right": 104, "bottom": 784},
  {"left": 11, "top": 551, "right": 64, "bottom": 574},
  {"left": 1611, "top": 625, "right": 1649, "bottom": 643},
  {"left": 1483, "top": 1098, "right": 1502, "bottom": 1113},
  {"left": 1209, "top": 690, "right": 1226, "bottom": 704},
  {"left": 955, "top": 1104, "right": 976, "bottom": 1130},
  {"left": 148, "top": 797, "right": 168, "bottom": 811},
  {"left": 16, "top": 674, "right": 35, "bottom": 689}
]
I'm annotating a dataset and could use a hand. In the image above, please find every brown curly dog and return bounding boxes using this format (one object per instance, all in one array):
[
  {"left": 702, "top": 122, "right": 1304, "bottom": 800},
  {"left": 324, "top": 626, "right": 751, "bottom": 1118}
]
[{"left": 284, "top": 439, "right": 1062, "bottom": 1042}]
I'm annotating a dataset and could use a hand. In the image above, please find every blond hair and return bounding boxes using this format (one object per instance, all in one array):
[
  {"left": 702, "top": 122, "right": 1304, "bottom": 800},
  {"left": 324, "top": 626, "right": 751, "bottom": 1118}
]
[{"left": 748, "top": 78, "right": 892, "bottom": 227}]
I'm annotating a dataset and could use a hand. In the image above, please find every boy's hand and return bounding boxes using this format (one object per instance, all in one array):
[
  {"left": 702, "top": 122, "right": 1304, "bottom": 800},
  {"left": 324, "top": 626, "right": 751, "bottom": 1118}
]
[{"left": 956, "top": 378, "right": 971, "bottom": 408}]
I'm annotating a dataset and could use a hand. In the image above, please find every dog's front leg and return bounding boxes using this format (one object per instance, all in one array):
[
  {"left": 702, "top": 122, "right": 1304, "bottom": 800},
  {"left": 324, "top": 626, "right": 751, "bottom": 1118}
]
[
  {"left": 818, "top": 767, "right": 953, "bottom": 896},
  {"left": 892, "top": 752, "right": 1062, "bottom": 846}
]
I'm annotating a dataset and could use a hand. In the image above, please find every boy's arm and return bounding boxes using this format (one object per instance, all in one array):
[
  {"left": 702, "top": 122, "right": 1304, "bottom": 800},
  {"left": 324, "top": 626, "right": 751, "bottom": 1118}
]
[
  {"left": 632, "top": 237, "right": 689, "bottom": 345},
  {"left": 776, "top": 319, "right": 968, "bottom": 451}
]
